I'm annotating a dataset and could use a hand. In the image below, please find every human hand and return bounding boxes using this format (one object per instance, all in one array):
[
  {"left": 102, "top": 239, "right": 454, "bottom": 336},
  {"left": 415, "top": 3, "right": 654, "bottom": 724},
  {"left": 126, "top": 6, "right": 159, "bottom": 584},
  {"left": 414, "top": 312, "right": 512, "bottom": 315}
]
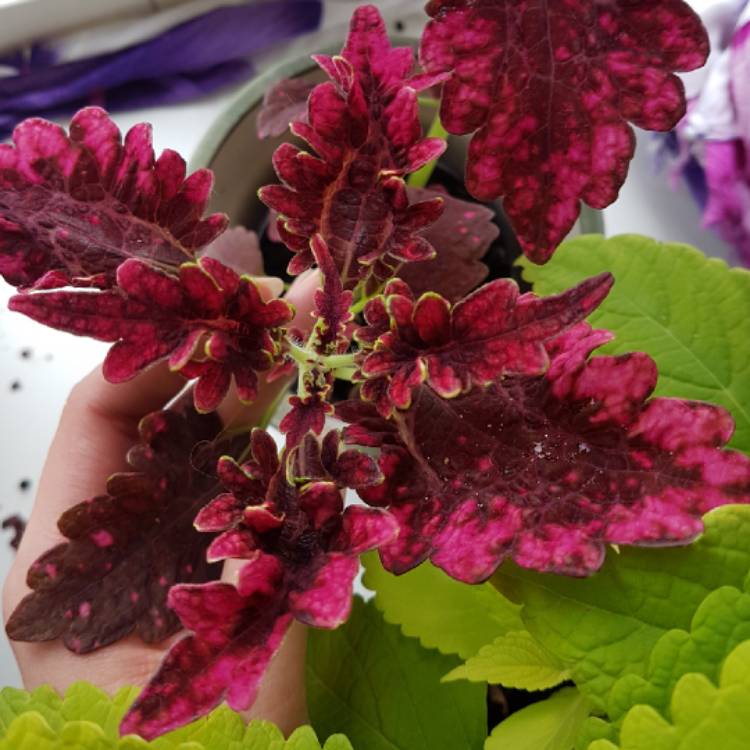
[{"left": 2, "top": 272, "right": 319, "bottom": 735}]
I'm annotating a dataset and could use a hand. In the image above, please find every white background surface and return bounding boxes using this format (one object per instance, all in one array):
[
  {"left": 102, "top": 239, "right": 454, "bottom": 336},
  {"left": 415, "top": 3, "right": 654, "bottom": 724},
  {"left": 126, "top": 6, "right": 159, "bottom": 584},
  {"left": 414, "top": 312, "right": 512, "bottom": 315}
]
[{"left": 0, "top": 0, "right": 738, "bottom": 688}]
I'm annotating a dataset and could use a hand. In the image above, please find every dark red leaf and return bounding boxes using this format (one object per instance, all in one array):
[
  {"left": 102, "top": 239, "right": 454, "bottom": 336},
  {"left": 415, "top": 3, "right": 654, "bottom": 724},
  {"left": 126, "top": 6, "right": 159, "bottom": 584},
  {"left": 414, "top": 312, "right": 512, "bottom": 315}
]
[
  {"left": 259, "top": 5, "right": 447, "bottom": 288},
  {"left": 0, "top": 107, "right": 227, "bottom": 289},
  {"left": 121, "top": 431, "right": 395, "bottom": 738},
  {"left": 420, "top": 0, "right": 710, "bottom": 262},
  {"left": 279, "top": 392, "right": 333, "bottom": 449},
  {"left": 343, "top": 323, "right": 750, "bottom": 580},
  {"left": 398, "top": 186, "right": 494, "bottom": 301},
  {"left": 256, "top": 77, "right": 316, "bottom": 139},
  {"left": 357, "top": 272, "right": 613, "bottom": 416},
  {"left": 310, "top": 234, "right": 354, "bottom": 354},
  {"left": 5, "top": 398, "right": 232, "bottom": 653},
  {"left": 9, "top": 257, "right": 294, "bottom": 412},
  {"left": 289, "top": 430, "right": 383, "bottom": 489}
]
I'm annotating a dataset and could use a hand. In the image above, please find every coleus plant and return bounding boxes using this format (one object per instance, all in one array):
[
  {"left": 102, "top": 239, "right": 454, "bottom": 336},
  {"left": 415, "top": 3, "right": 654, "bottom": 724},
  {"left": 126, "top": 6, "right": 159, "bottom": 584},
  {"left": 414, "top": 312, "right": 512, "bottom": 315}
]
[{"left": 1, "top": 1, "right": 747, "bottom": 745}]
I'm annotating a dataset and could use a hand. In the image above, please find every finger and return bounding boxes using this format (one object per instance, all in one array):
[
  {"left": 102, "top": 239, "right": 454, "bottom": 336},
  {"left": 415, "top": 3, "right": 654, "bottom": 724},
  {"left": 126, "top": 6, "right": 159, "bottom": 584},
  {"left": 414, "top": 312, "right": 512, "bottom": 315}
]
[{"left": 11, "top": 361, "right": 185, "bottom": 576}]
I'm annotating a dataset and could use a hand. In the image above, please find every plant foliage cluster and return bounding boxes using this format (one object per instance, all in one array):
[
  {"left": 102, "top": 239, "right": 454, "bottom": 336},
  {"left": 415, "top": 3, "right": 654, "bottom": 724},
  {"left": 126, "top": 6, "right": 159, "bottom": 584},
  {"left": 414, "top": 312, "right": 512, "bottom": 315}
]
[{"left": 2, "top": 2, "right": 750, "bottom": 748}]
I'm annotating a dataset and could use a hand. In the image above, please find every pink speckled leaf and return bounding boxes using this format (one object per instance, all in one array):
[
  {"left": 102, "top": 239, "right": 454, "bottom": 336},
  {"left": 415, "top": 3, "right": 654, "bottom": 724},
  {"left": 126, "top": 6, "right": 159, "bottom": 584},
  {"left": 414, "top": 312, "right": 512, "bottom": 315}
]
[
  {"left": 420, "top": 0, "right": 710, "bottom": 261},
  {"left": 259, "top": 5, "right": 446, "bottom": 288},
  {"left": 342, "top": 324, "right": 750, "bottom": 580},
  {"left": 256, "top": 77, "right": 316, "bottom": 139},
  {"left": 0, "top": 107, "right": 227, "bottom": 289},
  {"left": 121, "top": 553, "right": 293, "bottom": 740},
  {"left": 357, "top": 272, "right": 613, "bottom": 416},
  {"left": 398, "top": 186, "right": 494, "bottom": 301},
  {"left": 5, "top": 398, "right": 232, "bottom": 653},
  {"left": 122, "top": 431, "right": 395, "bottom": 738},
  {"left": 9, "top": 256, "right": 293, "bottom": 412}
]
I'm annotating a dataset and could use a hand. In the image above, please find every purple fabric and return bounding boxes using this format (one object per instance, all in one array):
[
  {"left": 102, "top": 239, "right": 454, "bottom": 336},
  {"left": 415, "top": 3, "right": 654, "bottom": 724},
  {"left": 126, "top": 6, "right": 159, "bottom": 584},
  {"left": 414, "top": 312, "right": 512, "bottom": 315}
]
[
  {"left": 0, "top": 0, "right": 322, "bottom": 137},
  {"left": 0, "top": 44, "right": 57, "bottom": 75}
]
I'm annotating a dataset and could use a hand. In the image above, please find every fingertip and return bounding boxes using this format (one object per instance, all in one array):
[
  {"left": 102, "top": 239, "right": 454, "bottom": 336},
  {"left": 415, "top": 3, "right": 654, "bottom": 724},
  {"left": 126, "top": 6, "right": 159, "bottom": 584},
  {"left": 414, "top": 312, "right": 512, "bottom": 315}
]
[{"left": 285, "top": 270, "right": 321, "bottom": 333}]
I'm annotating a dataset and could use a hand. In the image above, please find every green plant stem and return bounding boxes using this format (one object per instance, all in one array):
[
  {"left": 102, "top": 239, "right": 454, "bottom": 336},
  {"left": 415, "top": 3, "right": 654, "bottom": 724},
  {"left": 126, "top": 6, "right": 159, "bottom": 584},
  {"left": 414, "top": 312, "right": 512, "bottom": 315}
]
[
  {"left": 418, "top": 96, "right": 440, "bottom": 108},
  {"left": 287, "top": 340, "right": 357, "bottom": 370},
  {"left": 407, "top": 113, "right": 449, "bottom": 189},
  {"left": 332, "top": 366, "right": 357, "bottom": 381}
]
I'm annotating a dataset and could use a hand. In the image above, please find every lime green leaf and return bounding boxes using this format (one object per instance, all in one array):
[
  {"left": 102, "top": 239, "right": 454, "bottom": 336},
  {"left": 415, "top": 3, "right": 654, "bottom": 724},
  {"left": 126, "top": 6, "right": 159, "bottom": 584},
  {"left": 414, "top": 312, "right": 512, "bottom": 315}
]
[
  {"left": 485, "top": 687, "right": 591, "bottom": 750},
  {"left": 318, "top": 736, "right": 355, "bottom": 750},
  {"left": 574, "top": 717, "right": 618, "bottom": 750},
  {"left": 286, "top": 726, "right": 354, "bottom": 750},
  {"left": 150, "top": 705, "right": 269, "bottom": 748},
  {"left": 0, "top": 686, "right": 62, "bottom": 734},
  {"left": 62, "top": 684, "right": 141, "bottom": 740},
  {"left": 604, "top": 641, "right": 750, "bottom": 750},
  {"left": 608, "top": 584, "right": 750, "bottom": 724},
  {"left": 518, "top": 234, "right": 750, "bottom": 453},
  {"left": 582, "top": 579, "right": 750, "bottom": 747},
  {"left": 306, "top": 597, "right": 486, "bottom": 750},
  {"left": 0, "top": 712, "right": 59, "bottom": 750},
  {"left": 0, "top": 682, "right": 352, "bottom": 749},
  {"left": 0, "top": 713, "right": 140, "bottom": 750},
  {"left": 493, "top": 506, "right": 750, "bottom": 710},
  {"left": 445, "top": 631, "right": 569, "bottom": 691},
  {"left": 363, "top": 551, "right": 523, "bottom": 659}
]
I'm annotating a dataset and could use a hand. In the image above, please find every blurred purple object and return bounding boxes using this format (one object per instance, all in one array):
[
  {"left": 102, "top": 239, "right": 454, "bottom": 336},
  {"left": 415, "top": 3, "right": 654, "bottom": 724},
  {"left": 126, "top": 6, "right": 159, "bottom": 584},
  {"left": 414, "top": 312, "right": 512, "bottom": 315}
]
[
  {"left": 666, "top": 0, "right": 750, "bottom": 265},
  {"left": 704, "top": 140, "right": 750, "bottom": 260},
  {"left": 0, "top": 0, "right": 322, "bottom": 137}
]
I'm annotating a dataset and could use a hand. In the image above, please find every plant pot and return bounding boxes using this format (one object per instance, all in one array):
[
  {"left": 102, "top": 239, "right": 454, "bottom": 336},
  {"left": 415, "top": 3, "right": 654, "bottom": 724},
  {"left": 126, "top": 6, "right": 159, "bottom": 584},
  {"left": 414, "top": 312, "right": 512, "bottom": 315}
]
[{"left": 190, "top": 46, "right": 604, "bottom": 269}]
